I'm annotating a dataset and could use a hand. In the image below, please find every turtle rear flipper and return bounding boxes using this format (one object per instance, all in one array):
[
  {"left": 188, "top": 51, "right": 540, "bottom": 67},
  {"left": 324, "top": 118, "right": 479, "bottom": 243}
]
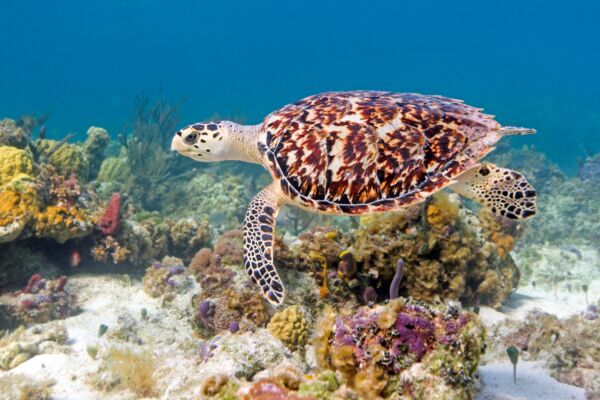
[
  {"left": 450, "top": 163, "right": 536, "bottom": 220},
  {"left": 243, "top": 183, "right": 285, "bottom": 305}
]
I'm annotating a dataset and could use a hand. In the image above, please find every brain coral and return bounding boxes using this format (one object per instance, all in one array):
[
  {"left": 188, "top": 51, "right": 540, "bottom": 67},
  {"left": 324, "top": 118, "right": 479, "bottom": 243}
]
[{"left": 267, "top": 305, "right": 309, "bottom": 350}]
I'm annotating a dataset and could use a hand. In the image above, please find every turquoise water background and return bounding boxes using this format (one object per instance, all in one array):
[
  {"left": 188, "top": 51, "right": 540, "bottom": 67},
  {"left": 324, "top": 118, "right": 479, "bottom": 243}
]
[{"left": 1, "top": 0, "right": 598, "bottom": 173}]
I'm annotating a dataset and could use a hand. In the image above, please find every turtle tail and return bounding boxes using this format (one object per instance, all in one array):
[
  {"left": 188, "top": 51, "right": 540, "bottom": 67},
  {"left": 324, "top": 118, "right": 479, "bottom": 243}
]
[{"left": 498, "top": 126, "right": 536, "bottom": 136}]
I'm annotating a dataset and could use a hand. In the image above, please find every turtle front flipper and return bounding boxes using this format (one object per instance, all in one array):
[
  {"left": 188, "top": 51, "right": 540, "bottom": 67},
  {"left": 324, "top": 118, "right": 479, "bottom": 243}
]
[
  {"left": 243, "top": 183, "right": 285, "bottom": 305},
  {"left": 450, "top": 163, "right": 536, "bottom": 220}
]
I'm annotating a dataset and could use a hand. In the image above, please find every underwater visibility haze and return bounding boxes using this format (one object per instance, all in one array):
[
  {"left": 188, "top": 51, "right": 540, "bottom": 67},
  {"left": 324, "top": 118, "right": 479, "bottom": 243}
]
[{"left": 0, "top": 1, "right": 599, "bottom": 399}]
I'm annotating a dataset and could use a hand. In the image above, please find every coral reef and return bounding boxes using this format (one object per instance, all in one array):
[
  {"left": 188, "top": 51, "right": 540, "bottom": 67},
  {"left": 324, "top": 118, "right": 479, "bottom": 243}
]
[
  {"left": 0, "top": 144, "right": 99, "bottom": 245},
  {"left": 0, "top": 243, "right": 60, "bottom": 292},
  {"left": 162, "top": 172, "right": 250, "bottom": 230},
  {"left": 142, "top": 256, "right": 192, "bottom": 301},
  {"left": 0, "top": 146, "right": 34, "bottom": 188},
  {"left": 515, "top": 244, "right": 600, "bottom": 291},
  {"left": 281, "top": 192, "right": 521, "bottom": 309},
  {"left": 1, "top": 275, "right": 76, "bottom": 324},
  {"left": 197, "top": 330, "right": 290, "bottom": 381},
  {"left": 168, "top": 217, "right": 212, "bottom": 260},
  {"left": 314, "top": 299, "right": 485, "bottom": 399}
]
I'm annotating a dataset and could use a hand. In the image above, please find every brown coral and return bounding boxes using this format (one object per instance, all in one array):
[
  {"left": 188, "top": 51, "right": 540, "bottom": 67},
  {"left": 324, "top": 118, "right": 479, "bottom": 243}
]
[{"left": 214, "top": 229, "right": 244, "bottom": 264}]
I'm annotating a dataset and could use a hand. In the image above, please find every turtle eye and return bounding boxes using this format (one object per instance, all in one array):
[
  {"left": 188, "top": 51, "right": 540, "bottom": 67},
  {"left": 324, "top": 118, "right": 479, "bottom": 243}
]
[{"left": 184, "top": 132, "right": 198, "bottom": 145}]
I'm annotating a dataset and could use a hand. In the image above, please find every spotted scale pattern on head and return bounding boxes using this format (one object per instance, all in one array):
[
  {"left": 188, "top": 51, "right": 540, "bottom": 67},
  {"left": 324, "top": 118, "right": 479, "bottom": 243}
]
[
  {"left": 243, "top": 184, "right": 284, "bottom": 305},
  {"left": 451, "top": 163, "right": 537, "bottom": 220},
  {"left": 173, "top": 122, "right": 225, "bottom": 161},
  {"left": 258, "top": 91, "right": 506, "bottom": 215}
]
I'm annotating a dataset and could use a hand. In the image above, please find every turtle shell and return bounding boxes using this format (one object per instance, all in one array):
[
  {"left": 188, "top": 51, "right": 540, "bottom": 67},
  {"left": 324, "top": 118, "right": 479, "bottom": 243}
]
[{"left": 258, "top": 91, "right": 502, "bottom": 215}]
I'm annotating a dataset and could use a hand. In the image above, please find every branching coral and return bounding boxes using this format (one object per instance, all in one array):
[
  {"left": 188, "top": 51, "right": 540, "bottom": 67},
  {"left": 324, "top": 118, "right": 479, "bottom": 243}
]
[{"left": 121, "top": 94, "right": 188, "bottom": 210}]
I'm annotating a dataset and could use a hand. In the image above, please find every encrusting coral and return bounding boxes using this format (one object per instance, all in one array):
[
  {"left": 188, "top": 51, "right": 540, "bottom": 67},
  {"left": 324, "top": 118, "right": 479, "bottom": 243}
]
[
  {"left": 1, "top": 274, "right": 76, "bottom": 325},
  {"left": 314, "top": 299, "right": 486, "bottom": 399},
  {"left": 189, "top": 240, "right": 273, "bottom": 337},
  {"left": 0, "top": 142, "right": 100, "bottom": 245},
  {"left": 142, "top": 256, "right": 192, "bottom": 301},
  {"left": 281, "top": 192, "right": 521, "bottom": 309}
]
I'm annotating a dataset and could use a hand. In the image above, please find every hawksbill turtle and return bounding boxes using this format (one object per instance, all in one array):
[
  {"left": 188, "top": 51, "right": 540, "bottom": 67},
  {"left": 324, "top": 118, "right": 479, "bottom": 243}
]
[{"left": 171, "top": 91, "right": 537, "bottom": 305}]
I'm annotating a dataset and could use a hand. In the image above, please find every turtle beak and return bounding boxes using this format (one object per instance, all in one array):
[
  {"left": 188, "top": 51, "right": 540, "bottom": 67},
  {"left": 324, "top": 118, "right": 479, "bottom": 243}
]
[{"left": 171, "top": 133, "right": 185, "bottom": 152}]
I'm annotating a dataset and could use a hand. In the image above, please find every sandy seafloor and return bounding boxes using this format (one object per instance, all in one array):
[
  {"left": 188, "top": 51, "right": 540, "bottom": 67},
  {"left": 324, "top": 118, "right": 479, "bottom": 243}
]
[{"left": 0, "top": 274, "right": 596, "bottom": 400}]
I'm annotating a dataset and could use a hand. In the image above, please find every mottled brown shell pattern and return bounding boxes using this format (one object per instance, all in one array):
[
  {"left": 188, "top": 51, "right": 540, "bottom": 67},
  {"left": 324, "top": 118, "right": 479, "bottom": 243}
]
[{"left": 258, "top": 91, "right": 503, "bottom": 215}]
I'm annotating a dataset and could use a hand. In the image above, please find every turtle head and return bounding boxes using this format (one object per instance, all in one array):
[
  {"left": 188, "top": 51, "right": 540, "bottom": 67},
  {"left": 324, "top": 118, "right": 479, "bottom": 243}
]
[{"left": 171, "top": 122, "right": 228, "bottom": 162}]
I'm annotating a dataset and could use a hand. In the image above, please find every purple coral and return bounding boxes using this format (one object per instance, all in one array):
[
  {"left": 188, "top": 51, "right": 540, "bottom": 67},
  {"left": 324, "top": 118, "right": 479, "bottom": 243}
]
[
  {"left": 362, "top": 286, "right": 377, "bottom": 304},
  {"left": 168, "top": 264, "right": 185, "bottom": 276},
  {"left": 329, "top": 300, "right": 474, "bottom": 375},
  {"left": 584, "top": 304, "right": 599, "bottom": 320},
  {"left": 199, "top": 340, "right": 218, "bottom": 362},
  {"left": 228, "top": 321, "right": 240, "bottom": 333},
  {"left": 197, "top": 300, "right": 214, "bottom": 328},
  {"left": 389, "top": 259, "right": 404, "bottom": 299},
  {"left": 392, "top": 312, "right": 435, "bottom": 359}
]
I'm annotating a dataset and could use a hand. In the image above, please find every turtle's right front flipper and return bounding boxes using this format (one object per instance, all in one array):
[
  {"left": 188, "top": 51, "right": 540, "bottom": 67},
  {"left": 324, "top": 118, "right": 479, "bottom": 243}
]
[{"left": 243, "top": 183, "right": 285, "bottom": 305}]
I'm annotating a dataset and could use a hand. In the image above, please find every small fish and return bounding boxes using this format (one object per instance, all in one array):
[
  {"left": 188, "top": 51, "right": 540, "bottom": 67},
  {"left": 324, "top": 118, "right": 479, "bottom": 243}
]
[
  {"left": 70, "top": 249, "right": 81, "bottom": 268},
  {"left": 561, "top": 244, "right": 582, "bottom": 259}
]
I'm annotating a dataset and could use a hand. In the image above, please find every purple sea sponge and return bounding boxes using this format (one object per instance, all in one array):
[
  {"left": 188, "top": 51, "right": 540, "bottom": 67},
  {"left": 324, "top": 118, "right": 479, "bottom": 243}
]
[
  {"left": 199, "top": 340, "right": 218, "bottom": 362},
  {"left": 198, "top": 300, "right": 214, "bottom": 328},
  {"left": 228, "top": 321, "right": 240, "bottom": 333},
  {"left": 584, "top": 304, "right": 599, "bottom": 320},
  {"left": 168, "top": 264, "right": 185, "bottom": 276},
  {"left": 393, "top": 313, "right": 434, "bottom": 359},
  {"left": 152, "top": 261, "right": 163, "bottom": 269},
  {"left": 166, "top": 277, "right": 178, "bottom": 288},
  {"left": 389, "top": 259, "right": 404, "bottom": 299},
  {"left": 362, "top": 286, "right": 378, "bottom": 304}
]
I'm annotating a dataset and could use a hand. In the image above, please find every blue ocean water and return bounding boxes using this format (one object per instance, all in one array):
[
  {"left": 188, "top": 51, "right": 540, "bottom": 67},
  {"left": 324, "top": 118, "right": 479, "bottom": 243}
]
[{"left": 1, "top": 0, "right": 599, "bottom": 173}]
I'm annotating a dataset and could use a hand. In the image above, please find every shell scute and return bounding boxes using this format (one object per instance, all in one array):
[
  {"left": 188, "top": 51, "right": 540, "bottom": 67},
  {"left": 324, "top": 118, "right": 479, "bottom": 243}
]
[{"left": 260, "top": 91, "right": 502, "bottom": 213}]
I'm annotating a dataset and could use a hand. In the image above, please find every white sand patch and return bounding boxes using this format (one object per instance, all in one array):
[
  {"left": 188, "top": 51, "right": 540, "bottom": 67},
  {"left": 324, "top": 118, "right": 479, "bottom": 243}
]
[
  {"left": 479, "top": 281, "right": 598, "bottom": 325},
  {"left": 477, "top": 361, "right": 585, "bottom": 400},
  {"left": 0, "top": 273, "right": 201, "bottom": 399}
]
